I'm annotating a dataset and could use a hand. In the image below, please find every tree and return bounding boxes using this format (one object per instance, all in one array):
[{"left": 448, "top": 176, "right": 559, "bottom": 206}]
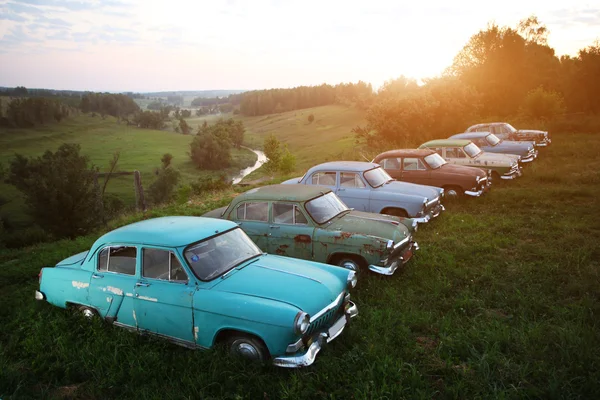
[
  {"left": 7, "top": 143, "right": 103, "bottom": 238},
  {"left": 279, "top": 145, "right": 296, "bottom": 174},
  {"left": 190, "top": 125, "right": 232, "bottom": 170},
  {"left": 179, "top": 118, "right": 191, "bottom": 134},
  {"left": 263, "top": 134, "right": 281, "bottom": 171},
  {"left": 161, "top": 153, "right": 173, "bottom": 168},
  {"left": 519, "top": 86, "right": 565, "bottom": 120},
  {"left": 148, "top": 166, "right": 180, "bottom": 205}
]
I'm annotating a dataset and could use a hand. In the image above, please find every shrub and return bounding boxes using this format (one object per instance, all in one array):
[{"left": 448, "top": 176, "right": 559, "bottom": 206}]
[
  {"left": 176, "top": 184, "right": 192, "bottom": 205},
  {"left": 519, "top": 86, "right": 566, "bottom": 120},
  {"left": 7, "top": 143, "right": 103, "bottom": 239},
  {"left": 308, "top": 114, "right": 315, "bottom": 124},
  {"left": 161, "top": 153, "right": 173, "bottom": 168},
  {"left": 3, "top": 225, "right": 50, "bottom": 249},
  {"left": 263, "top": 134, "right": 281, "bottom": 172},
  {"left": 190, "top": 130, "right": 231, "bottom": 170},
  {"left": 148, "top": 167, "right": 180, "bottom": 205},
  {"left": 190, "top": 175, "right": 231, "bottom": 194},
  {"left": 279, "top": 145, "right": 296, "bottom": 174}
]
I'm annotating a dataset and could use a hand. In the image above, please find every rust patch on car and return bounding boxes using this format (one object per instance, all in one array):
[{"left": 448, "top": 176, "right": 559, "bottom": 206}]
[
  {"left": 275, "top": 244, "right": 289, "bottom": 255},
  {"left": 362, "top": 243, "right": 384, "bottom": 256},
  {"left": 294, "top": 235, "right": 312, "bottom": 244}
]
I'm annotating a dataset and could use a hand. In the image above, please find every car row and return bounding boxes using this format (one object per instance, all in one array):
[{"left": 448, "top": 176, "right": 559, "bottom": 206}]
[{"left": 35, "top": 120, "right": 549, "bottom": 368}]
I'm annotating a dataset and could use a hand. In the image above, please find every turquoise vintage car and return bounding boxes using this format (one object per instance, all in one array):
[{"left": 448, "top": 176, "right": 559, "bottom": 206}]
[
  {"left": 203, "top": 185, "right": 418, "bottom": 276},
  {"left": 35, "top": 216, "right": 358, "bottom": 368}
]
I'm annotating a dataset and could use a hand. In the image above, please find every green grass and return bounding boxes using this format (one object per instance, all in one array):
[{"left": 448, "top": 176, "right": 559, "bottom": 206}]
[
  {"left": 1, "top": 132, "right": 599, "bottom": 398},
  {"left": 0, "top": 115, "right": 256, "bottom": 228}
]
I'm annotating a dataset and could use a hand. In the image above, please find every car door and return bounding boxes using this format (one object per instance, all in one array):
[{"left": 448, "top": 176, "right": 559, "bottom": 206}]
[
  {"left": 444, "top": 147, "right": 469, "bottom": 167},
  {"left": 492, "top": 125, "right": 509, "bottom": 140},
  {"left": 267, "top": 202, "right": 314, "bottom": 260},
  {"left": 336, "top": 172, "right": 370, "bottom": 212},
  {"left": 134, "top": 247, "right": 195, "bottom": 343},
  {"left": 232, "top": 201, "right": 270, "bottom": 251},
  {"left": 380, "top": 157, "right": 402, "bottom": 180},
  {"left": 88, "top": 245, "right": 138, "bottom": 327},
  {"left": 308, "top": 171, "right": 337, "bottom": 192},
  {"left": 401, "top": 157, "right": 430, "bottom": 185}
]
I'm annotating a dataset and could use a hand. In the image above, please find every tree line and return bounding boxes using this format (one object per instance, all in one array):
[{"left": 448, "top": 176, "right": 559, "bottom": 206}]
[
  {"left": 355, "top": 16, "right": 600, "bottom": 147},
  {"left": 0, "top": 97, "right": 76, "bottom": 128}
]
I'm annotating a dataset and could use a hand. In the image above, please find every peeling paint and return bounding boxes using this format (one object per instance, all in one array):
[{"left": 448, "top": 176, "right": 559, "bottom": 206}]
[
  {"left": 194, "top": 326, "right": 199, "bottom": 341},
  {"left": 138, "top": 295, "right": 158, "bottom": 302},
  {"left": 106, "top": 297, "right": 112, "bottom": 303},
  {"left": 276, "top": 244, "right": 289, "bottom": 255},
  {"left": 125, "top": 292, "right": 133, "bottom": 297},
  {"left": 294, "top": 234, "right": 312, "bottom": 244},
  {"left": 133, "top": 310, "right": 137, "bottom": 324},
  {"left": 71, "top": 281, "right": 89, "bottom": 289},
  {"left": 107, "top": 286, "right": 123, "bottom": 296}
]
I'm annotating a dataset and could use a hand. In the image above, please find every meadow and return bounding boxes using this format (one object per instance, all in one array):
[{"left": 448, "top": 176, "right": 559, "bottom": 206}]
[
  {"left": 0, "top": 128, "right": 599, "bottom": 398},
  {"left": 0, "top": 115, "right": 256, "bottom": 229}
]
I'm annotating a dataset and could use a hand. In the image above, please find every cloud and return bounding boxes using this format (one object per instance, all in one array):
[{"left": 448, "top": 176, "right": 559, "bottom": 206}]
[
  {"left": 6, "top": 2, "right": 45, "bottom": 15},
  {"left": 14, "top": 0, "right": 133, "bottom": 12},
  {"left": 0, "top": 25, "right": 44, "bottom": 47},
  {"left": 0, "top": 12, "right": 29, "bottom": 22}
]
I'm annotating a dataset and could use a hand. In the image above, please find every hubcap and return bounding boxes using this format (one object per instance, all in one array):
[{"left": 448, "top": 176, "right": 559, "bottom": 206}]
[
  {"left": 235, "top": 342, "right": 260, "bottom": 360},
  {"left": 340, "top": 261, "right": 358, "bottom": 271},
  {"left": 82, "top": 309, "right": 94, "bottom": 318},
  {"left": 446, "top": 189, "right": 459, "bottom": 198}
]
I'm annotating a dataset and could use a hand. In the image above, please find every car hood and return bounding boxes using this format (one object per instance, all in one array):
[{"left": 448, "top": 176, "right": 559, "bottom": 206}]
[
  {"left": 474, "top": 151, "right": 519, "bottom": 166},
  {"left": 438, "top": 163, "right": 487, "bottom": 178},
  {"left": 212, "top": 254, "right": 346, "bottom": 316},
  {"left": 56, "top": 251, "right": 89, "bottom": 267},
  {"left": 379, "top": 180, "right": 442, "bottom": 200},
  {"left": 494, "top": 141, "right": 533, "bottom": 155},
  {"left": 326, "top": 211, "right": 411, "bottom": 242},
  {"left": 203, "top": 206, "right": 228, "bottom": 219}
]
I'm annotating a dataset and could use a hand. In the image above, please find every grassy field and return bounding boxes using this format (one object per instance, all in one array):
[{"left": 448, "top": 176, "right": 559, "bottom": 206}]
[
  {"left": 0, "top": 131, "right": 599, "bottom": 398},
  {"left": 0, "top": 115, "right": 256, "bottom": 228}
]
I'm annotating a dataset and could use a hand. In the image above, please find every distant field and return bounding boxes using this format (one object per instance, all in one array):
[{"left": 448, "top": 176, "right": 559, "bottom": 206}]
[
  {"left": 0, "top": 132, "right": 599, "bottom": 398},
  {"left": 0, "top": 115, "right": 256, "bottom": 227}
]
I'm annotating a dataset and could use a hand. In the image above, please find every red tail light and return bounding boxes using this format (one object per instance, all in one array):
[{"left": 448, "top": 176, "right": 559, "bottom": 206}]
[{"left": 38, "top": 269, "right": 43, "bottom": 284}]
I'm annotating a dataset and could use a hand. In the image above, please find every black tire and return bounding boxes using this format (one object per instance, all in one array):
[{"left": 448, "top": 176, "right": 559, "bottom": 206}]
[
  {"left": 443, "top": 186, "right": 463, "bottom": 200},
  {"left": 382, "top": 208, "right": 408, "bottom": 218},
  {"left": 227, "top": 334, "right": 269, "bottom": 362}
]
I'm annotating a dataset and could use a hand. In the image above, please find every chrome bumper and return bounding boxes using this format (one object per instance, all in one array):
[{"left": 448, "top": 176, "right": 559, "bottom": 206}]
[
  {"left": 413, "top": 204, "right": 445, "bottom": 223},
  {"left": 273, "top": 301, "right": 358, "bottom": 368},
  {"left": 521, "top": 149, "right": 538, "bottom": 163},
  {"left": 369, "top": 241, "right": 419, "bottom": 275},
  {"left": 535, "top": 137, "right": 551, "bottom": 147},
  {"left": 35, "top": 290, "right": 45, "bottom": 300},
  {"left": 465, "top": 177, "right": 492, "bottom": 197},
  {"left": 501, "top": 165, "right": 523, "bottom": 180}
]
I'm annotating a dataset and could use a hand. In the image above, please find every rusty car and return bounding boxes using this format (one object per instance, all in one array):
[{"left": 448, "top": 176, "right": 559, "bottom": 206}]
[
  {"left": 282, "top": 161, "right": 444, "bottom": 222},
  {"left": 465, "top": 122, "right": 551, "bottom": 147},
  {"left": 35, "top": 216, "right": 359, "bottom": 368},
  {"left": 372, "top": 149, "right": 492, "bottom": 198},
  {"left": 203, "top": 184, "right": 418, "bottom": 276},
  {"left": 449, "top": 132, "right": 538, "bottom": 162}
]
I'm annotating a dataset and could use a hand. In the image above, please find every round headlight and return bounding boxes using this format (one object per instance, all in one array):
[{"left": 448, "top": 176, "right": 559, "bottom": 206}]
[
  {"left": 294, "top": 312, "right": 310, "bottom": 335},
  {"left": 347, "top": 270, "right": 357, "bottom": 289}
]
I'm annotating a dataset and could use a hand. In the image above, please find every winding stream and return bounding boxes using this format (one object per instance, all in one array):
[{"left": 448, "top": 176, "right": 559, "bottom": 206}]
[{"left": 231, "top": 147, "right": 267, "bottom": 184}]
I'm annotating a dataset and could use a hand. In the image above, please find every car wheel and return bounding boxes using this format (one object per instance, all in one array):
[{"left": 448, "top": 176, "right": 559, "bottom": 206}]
[
  {"left": 444, "top": 186, "right": 463, "bottom": 199},
  {"left": 78, "top": 306, "right": 96, "bottom": 319},
  {"left": 227, "top": 334, "right": 269, "bottom": 362},
  {"left": 382, "top": 208, "right": 408, "bottom": 218}
]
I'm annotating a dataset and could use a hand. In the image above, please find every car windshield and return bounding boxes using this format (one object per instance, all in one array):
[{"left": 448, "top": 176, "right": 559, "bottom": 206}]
[
  {"left": 504, "top": 123, "right": 517, "bottom": 133},
  {"left": 463, "top": 142, "right": 482, "bottom": 158},
  {"left": 184, "top": 228, "right": 262, "bottom": 281},
  {"left": 486, "top": 134, "right": 501, "bottom": 146},
  {"left": 305, "top": 192, "right": 349, "bottom": 224},
  {"left": 364, "top": 167, "right": 393, "bottom": 187},
  {"left": 424, "top": 153, "right": 446, "bottom": 169}
]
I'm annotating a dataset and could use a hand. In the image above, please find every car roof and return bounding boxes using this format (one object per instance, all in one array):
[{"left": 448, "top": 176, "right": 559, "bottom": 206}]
[
  {"left": 239, "top": 184, "right": 332, "bottom": 202},
  {"left": 306, "top": 161, "right": 380, "bottom": 174},
  {"left": 374, "top": 149, "right": 434, "bottom": 161},
  {"left": 93, "top": 216, "right": 237, "bottom": 248},
  {"left": 450, "top": 132, "right": 491, "bottom": 140},
  {"left": 467, "top": 122, "right": 506, "bottom": 129},
  {"left": 419, "top": 139, "right": 472, "bottom": 148}
]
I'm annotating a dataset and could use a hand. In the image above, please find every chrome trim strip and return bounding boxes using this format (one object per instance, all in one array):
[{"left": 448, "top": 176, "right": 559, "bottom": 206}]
[
  {"left": 255, "top": 265, "right": 322, "bottom": 284},
  {"left": 393, "top": 235, "right": 410, "bottom": 250},
  {"left": 309, "top": 291, "right": 344, "bottom": 323}
]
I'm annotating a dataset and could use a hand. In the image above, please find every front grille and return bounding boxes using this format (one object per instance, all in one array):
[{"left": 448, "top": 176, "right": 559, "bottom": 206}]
[{"left": 306, "top": 300, "right": 342, "bottom": 336}]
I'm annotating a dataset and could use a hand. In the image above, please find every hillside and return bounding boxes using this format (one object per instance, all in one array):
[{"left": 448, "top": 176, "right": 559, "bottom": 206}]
[
  {"left": 0, "top": 132, "right": 599, "bottom": 398},
  {"left": 0, "top": 115, "right": 256, "bottom": 228}
]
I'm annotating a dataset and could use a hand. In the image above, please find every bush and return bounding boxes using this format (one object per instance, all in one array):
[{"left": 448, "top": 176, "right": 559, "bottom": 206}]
[
  {"left": 308, "top": 114, "right": 315, "bottom": 124},
  {"left": 176, "top": 184, "right": 192, "bottom": 205},
  {"left": 7, "top": 143, "right": 104, "bottom": 239},
  {"left": 279, "top": 145, "right": 296, "bottom": 173},
  {"left": 3, "top": 225, "right": 50, "bottom": 249},
  {"left": 103, "top": 193, "right": 126, "bottom": 219},
  {"left": 190, "top": 130, "right": 231, "bottom": 170},
  {"left": 263, "top": 134, "right": 281, "bottom": 172},
  {"left": 520, "top": 86, "right": 566, "bottom": 120},
  {"left": 148, "top": 167, "right": 180, "bottom": 205},
  {"left": 190, "top": 175, "right": 231, "bottom": 194}
]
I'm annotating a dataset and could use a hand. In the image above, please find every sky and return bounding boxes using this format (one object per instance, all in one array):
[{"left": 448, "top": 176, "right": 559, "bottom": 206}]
[{"left": 0, "top": 0, "right": 598, "bottom": 92}]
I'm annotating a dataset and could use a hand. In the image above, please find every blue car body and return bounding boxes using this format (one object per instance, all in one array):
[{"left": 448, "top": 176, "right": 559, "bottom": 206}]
[
  {"left": 449, "top": 132, "right": 538, "bottom": 163},
  {"left": 282, "top": 161, "right": 444, "bottom": 223},
  {"left": 35, "top": 216, "right": 358, "bottom": 368}
]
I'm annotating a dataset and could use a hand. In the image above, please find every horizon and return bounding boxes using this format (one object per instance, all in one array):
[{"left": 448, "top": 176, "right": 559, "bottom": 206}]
[{"left": 1, "top": 0, "right": 599, "bottom": 92}]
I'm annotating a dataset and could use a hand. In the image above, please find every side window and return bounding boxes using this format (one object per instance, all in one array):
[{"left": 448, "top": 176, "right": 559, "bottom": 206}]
[
  {"left": 403, "top": 158, "right": 426, "bottom": 171},
  {"left": 382, "top": 158, "right": 400, "bottom": 170},
  {"left": 236, "top": 202, "right": 268, "bottom": 222},
  {"left": 98, "top": 246, "right": 137, "bottom": 275},
  {"left": 340, "top": 172, "right": 366, "bottom": 188},
  {"left": 143, "top": 248, "right": 188, "bottom": 283},
  {"left": 434, "top": 148, "right": 443, "bottom": 156},
  {"left": 310, "top": 172, "right": 336, "bottom": 186},
  {"left": 273, "top": 203, "right": 308, "bottom": 225},
  {"left": 476, "top": 127, "right": 488, "bottom": 132},
  {"left": 446, "top": 148, "right": 465, "bottom": 158},
  {"left": 497, "top": 125, "right": 508, "bottom": 134}
]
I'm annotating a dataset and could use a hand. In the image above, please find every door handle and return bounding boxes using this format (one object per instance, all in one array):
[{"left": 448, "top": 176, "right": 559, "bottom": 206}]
[
  {"left": 269, "top": 225, "right": 280, "bottom": 229},
  {"left": 338, "top": 188, "right": 346, "bottom": 192},
  {"left": 135, "top": 282, "right": 150, "bottom": 287},
  {"left": 92, "top": 273, "right": 103, "bottom": 279}
]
